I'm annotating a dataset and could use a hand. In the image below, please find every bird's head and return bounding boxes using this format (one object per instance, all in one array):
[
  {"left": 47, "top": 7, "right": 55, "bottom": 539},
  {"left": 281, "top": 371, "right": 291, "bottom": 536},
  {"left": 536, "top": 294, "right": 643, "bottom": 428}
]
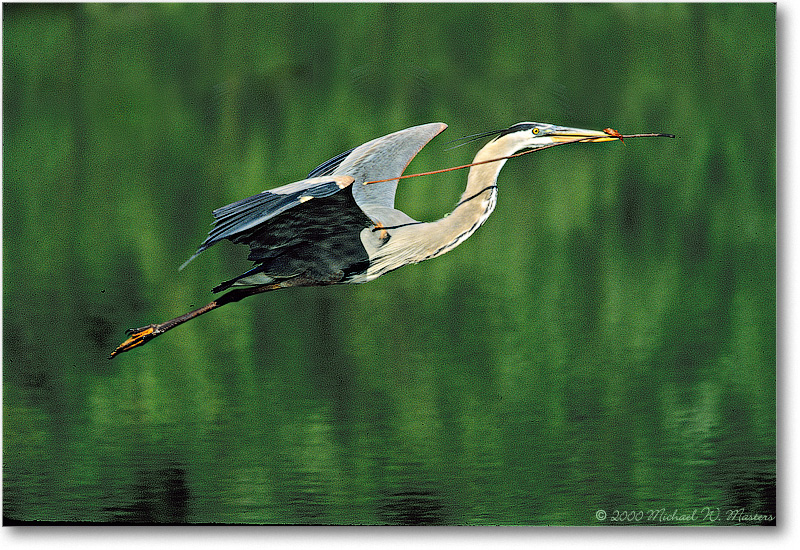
[
  {"left": 450, "top": 122, "right": 622, "bottom": 159},
  {"left": 491, "top": 122, "right": 619, "bottom": 152}
]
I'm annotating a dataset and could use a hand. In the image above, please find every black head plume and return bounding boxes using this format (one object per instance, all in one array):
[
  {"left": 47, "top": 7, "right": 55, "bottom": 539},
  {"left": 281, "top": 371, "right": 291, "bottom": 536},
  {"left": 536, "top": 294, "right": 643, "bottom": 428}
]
[{"left": 444, "top": 123, "right": 536, "bottom": 151}]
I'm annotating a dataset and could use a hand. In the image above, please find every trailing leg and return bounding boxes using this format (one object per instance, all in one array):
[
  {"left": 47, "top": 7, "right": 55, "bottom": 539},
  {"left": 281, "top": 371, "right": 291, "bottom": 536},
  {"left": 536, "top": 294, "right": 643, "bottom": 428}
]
[{"left": 109, "top": 283, "right": 282, "bottom": 359}]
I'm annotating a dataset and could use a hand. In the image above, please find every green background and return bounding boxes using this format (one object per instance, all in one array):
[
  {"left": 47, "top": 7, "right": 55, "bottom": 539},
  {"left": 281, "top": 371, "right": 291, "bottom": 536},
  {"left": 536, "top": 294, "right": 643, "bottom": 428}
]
[{"left": 3, "top": 3, "right": 775, "bottom": 524}]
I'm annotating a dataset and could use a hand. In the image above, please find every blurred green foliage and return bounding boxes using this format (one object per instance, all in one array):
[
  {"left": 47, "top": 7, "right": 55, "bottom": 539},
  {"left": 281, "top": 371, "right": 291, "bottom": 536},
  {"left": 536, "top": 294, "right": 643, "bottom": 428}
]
[{"left": 4, "top": 3, "right": 774, "bottom": 524}]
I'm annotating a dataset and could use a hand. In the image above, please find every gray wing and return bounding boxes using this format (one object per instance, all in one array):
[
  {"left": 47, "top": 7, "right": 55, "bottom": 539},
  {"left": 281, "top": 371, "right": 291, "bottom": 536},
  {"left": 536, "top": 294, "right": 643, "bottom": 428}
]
[
  {"left": 179, "top": 175, "right": 354, "bottom": 269},
  {"left": 315, "top": 123, "right": 448, "bottom": 220},
  {"left": 180, "top": 122, "right": 447, "bottom": 270}
]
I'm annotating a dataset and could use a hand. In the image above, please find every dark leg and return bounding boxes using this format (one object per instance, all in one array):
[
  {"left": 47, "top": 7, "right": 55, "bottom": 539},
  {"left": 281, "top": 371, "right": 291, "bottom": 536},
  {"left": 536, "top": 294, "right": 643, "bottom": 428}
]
[{"left": 109, "top": 283, "right": 284, "bottom": 359}]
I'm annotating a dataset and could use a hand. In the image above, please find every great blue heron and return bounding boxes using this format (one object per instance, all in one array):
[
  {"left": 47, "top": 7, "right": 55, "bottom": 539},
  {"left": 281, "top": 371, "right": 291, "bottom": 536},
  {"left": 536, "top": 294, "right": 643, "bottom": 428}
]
[{"left": 110, "top": 122, "right": 672, "bottom": 358}]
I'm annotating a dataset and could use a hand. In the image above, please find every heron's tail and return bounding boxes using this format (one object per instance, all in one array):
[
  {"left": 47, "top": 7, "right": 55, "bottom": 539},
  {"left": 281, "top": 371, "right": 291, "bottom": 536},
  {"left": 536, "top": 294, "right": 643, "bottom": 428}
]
[{"left": 211, "top": 265, "right": 277, "bottom": 293}]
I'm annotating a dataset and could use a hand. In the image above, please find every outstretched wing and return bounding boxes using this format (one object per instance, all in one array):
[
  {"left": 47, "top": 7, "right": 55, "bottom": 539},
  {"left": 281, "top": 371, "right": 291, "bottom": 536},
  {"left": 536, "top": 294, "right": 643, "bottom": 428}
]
[
  {"left": 180, "top": 175, "right": 354, "bottom": 269},
  {"left": 180, "top": 122, "right": 448, "bottom": 270},
  {"left": 306, "top": 123, "right": 448, "bottom": 216}
]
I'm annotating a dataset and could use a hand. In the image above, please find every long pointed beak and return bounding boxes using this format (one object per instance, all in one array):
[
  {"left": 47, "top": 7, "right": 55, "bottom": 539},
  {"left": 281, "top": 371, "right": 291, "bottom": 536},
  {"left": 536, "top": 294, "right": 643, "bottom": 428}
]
[{"left": 547, "top": 126, "right": 618, "bottom": 143}]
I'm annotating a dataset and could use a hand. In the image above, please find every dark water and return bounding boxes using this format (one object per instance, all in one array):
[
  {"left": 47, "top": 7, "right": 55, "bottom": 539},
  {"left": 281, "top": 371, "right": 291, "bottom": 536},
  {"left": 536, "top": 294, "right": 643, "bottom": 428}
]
[{"left": 3, "top": 3, "right": 775, "bottom": 525}]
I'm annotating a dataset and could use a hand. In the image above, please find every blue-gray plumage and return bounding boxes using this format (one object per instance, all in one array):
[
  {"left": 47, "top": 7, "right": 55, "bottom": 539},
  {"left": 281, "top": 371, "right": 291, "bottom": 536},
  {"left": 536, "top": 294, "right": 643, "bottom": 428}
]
[
  {"left": 110, "top": 121, "right": 636, "bottom": 358},
  {"left": 179, "top": 175, "right": 358, "bottom": 272}
]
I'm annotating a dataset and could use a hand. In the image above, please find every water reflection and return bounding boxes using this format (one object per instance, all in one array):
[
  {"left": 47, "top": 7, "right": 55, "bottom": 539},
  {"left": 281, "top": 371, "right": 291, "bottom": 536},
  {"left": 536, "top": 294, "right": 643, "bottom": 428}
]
[
  {"left": 382, "top": 487, "right": 449, "bottom": 526},
  {"left": 107, "top": 464, "right": 190, "bottom": 524},
  {"left": 3, "top": 336, "right": 775, "bottom": 525}
]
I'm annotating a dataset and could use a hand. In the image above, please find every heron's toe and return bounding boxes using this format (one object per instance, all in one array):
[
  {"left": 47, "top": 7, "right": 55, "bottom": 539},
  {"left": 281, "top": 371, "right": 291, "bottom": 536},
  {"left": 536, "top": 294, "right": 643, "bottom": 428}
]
[{"left": 109, "top": 325, "right": 158, "bottom": 359}]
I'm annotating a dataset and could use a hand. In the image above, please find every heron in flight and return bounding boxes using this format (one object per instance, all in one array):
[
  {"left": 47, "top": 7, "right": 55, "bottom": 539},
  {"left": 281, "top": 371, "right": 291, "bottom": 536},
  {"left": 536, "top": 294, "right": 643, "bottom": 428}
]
[{"left": 110, "top": 122, "right": 672, "bottom": 358}]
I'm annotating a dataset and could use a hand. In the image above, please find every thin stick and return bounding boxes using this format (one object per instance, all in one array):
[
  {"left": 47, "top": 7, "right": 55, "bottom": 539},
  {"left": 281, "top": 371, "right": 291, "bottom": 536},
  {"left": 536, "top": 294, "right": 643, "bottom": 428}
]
[{"left": 363, "top": 133, "right": 675, "bottom": 186}]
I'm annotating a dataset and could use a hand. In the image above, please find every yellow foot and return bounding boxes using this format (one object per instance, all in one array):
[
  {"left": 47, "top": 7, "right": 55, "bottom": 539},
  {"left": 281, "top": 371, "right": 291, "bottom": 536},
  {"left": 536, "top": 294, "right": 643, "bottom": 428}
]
[{"left": 109, "top": 324, "right": 159, "bottom": 359}]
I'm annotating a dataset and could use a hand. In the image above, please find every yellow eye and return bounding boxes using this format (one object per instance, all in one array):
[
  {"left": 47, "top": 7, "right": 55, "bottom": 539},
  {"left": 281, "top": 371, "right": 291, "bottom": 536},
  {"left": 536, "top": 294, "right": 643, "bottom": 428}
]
[{"left": 532, "top": 128, "right": 540, "bottom": 135}]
